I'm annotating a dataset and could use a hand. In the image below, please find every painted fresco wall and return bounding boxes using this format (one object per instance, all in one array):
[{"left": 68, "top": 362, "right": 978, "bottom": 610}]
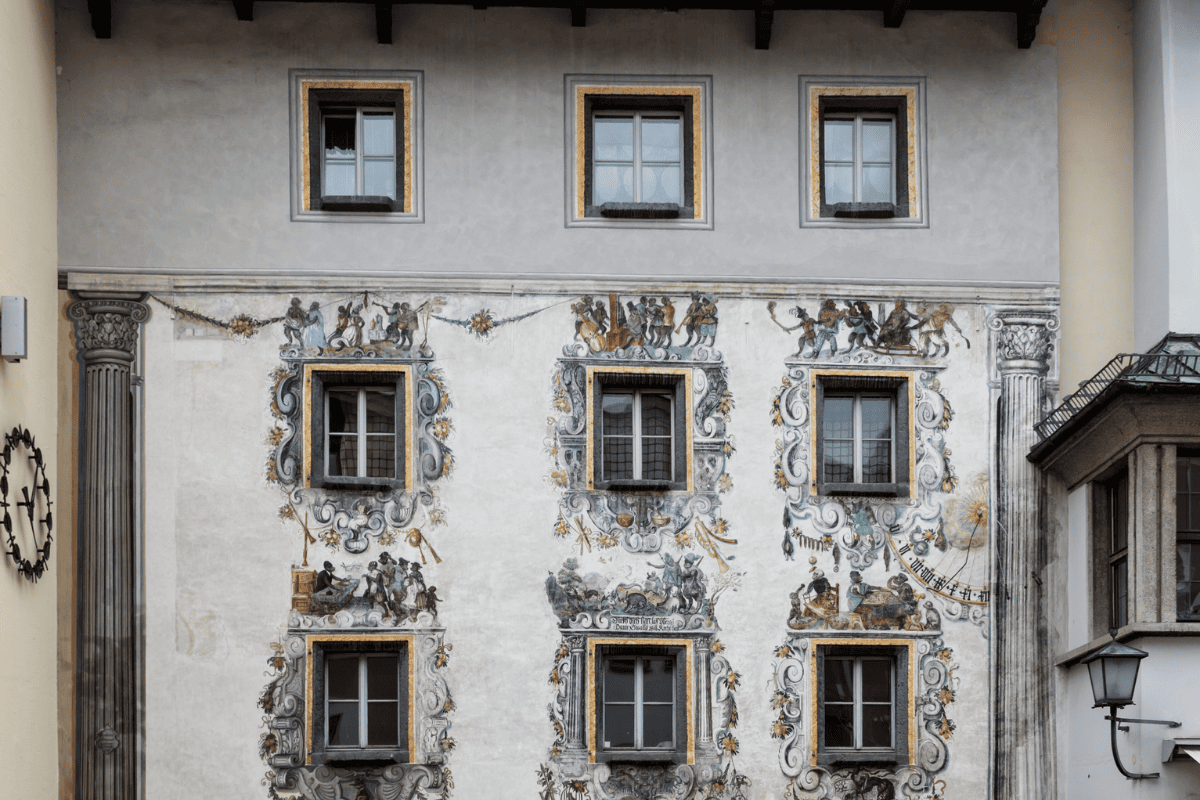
[{"left": 121, "top": 276, "right": 1054, "bottom": 799}]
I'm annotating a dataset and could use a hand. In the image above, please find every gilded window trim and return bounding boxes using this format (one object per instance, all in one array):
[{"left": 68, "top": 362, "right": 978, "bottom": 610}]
[
  {"left": 300, "top": 78, "right": 415, "bottom": 214},
  {"left": 304, "top": 633, "right": 417, "bottom": 763},
  {"left": 808, "top": 369, "right": 915, "bottom": 497},
  {"left": 808, "top": 85, "right": 917, "bottom": 219},
  {"left": 586, "top": 636, "right": 695, "bottom": 765},
  {"left": 585, "top": 365, "right": 694, "bottom": 492},
  {"left": 807, "top": 637, "right": 915, "bottom": 767},
  {"left": 572, "top": 84, "right": 704, "bottom": 221},
  {"left": 302, "top": 362, "right": 415, "bottom": 490}
]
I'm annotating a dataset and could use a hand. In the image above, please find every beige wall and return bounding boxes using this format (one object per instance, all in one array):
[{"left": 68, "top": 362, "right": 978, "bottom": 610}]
[
  {"left": 0, "top": 0, "right": 59, "bottom": 798},
  {"left": 1057, "top": 0, "right": 1136, "bottom": 392}
]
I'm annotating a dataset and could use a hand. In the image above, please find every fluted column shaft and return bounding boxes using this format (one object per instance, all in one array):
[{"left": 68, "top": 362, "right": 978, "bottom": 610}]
[
  {"left": 565, "top": 636, "right": 587, "bottom": 751},
  {"left": 69, "top": 294, "right": 149, "bottom": 800},
  {"left": 695, "top": 639, "right": 713, "bottom": 745},
  {"left": 990, "top": 312, "right": 1057, "bottom": 800}
]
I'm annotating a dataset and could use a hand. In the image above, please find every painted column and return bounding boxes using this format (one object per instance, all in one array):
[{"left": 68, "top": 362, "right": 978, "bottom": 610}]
[
  {"left": 695, "top": 638, "right": 713, "bottom": 747},
  {"left": 68, "top": 293, "right": 150, "bottom": 800},
  {"left": 564, "top": 635, "right": 587, "bottom": 752},
  {"left": 989, "top": 311, "right": 1058, "bottom": 800}
]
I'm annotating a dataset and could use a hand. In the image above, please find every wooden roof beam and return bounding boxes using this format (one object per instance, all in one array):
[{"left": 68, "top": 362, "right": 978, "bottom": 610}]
[
  {"left": 375, "top": 2, "right": 392, "bottom": 44},
  {"left": 884, "top": 0, "right": 907, "bottom": 28},
  {"left": 571, "top": 1, "right": 586, "bottom": 27},
  {"left": 88, "top": 0, "right": 111, "bottom": 38},
  {"left": 233, "top": 0, "right": 254, "bottom": 21},
  {"left": 1016, "top": 0, "right": 1048, "bottom": 48},
  {"left": 754, "top": 1, "right": 773, "bottom": 50}
]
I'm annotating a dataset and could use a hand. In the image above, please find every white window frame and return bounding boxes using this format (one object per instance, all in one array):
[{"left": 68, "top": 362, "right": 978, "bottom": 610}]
[
  {"left": 601, "top": 388, "right": 675, "bottom": 482},
  {"left": 823, "top": 392, "right": 895, "bottom": 485},
  {"left": 322, "top": 107, "right": 397, "bottom": 199},
  {"left": 324, "top": 653, "right": 402, "bottom": 751},
  {"left": 823, "top": 655, "right": 895, "bottom": 752},
  {"left": 601, "top": 654, "right": 677, "bottom": 752},
  {"left": 325, "top": 386, "right": 397, "bottom": 480},
  {"left": 592, "top": 112, "right": 684, "bottom": 205},
  {"left": 822, "top": 112, "right": 896, "bottom": 205}
]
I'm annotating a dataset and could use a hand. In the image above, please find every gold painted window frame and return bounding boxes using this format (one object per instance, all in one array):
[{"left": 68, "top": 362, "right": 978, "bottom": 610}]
[
  {"left": 586, "top": 636, "right": 695, "bottom": 765},
  {"left": 304, "top": 633, "right": 418, "bottom": 763},
  {"left": 807, "top": 637, "right": 915, "bottom": 767},
  {"left": 302, "top": 362, "right": 416, "bottom": 491},
  {"left": 808, "top": 369, "right": 915, "bottom": 497},
  {"left": 585, "top": 365, "right": 694, "bottom": 492}
]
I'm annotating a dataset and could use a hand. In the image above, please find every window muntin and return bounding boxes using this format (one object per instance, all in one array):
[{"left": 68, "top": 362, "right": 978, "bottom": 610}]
[
  {"left": 602, "top": 655, "right": 676, "bottom": 751},
  {"left": 593, "top": 113, "right": 683, "bottom": 207},
  {"left": 823, "top": 394, "right": 894, "bottom": 485},
  {"left": 601, "top": 390, "right": 674, "bottom": 482},
  {"left": 822, "top": 114, "right": 895, "bottom": 206},
  {"left": 322, "top": 108, "right": 397, "bottom": 200},
  {"left": 1177, "top": 455, "right": 1200, "bottom": 622},
  {"left": 326, "top": 386, "right": 397, "bottom": 480},
  {"left": 823, "top": 656, "right": 894, "bottom": 752},
  {"left": 326, "top": 654, "right": 402, "bottom": 750},
  {"left": 1107, "top": 472, "right": 1130, "bottom": 629}
]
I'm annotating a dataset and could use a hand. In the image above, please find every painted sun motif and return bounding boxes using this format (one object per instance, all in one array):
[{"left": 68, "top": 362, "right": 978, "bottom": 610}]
[{"left": 888, "top": 474, "right": 990, "bottom": 604}]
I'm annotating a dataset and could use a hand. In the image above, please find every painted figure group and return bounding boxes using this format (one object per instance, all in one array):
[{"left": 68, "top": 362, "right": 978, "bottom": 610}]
[
  {"left": 787, "top": 569, "right": 934, "bottom": 631},
  {"left": 572, "top": 293, "right": 718, "bottom": 353},
  {"left": 769, "top": 298, "right": 969, "bottom": 359},
  {"left": 311, "top": 553, "right": 441, "bottom": 622},
  {"left": 282, "top": 296, "right": 420, "bottom": 352},
  {"left": 545, "top": 554, "right": 713, "bottom": 624}
]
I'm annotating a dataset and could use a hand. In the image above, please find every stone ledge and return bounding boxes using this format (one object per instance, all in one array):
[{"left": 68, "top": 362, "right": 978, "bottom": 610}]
[{"left": 1056, "top": 622, "right": 1200, "bottom": 667}]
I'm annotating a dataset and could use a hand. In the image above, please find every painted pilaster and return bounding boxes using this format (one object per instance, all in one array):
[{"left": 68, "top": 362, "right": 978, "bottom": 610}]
[
  {"left": 564, "top": 635, "right": 587, "bottom": 753},
  {"left": 695, "top": 638, "right": 713, "bottom": 747},
  {"left": 989, "top": 311, "right": 1058, "bottom": 800},
  {"left": 68, "top": 293, "right": 150, "bottom": 800}
]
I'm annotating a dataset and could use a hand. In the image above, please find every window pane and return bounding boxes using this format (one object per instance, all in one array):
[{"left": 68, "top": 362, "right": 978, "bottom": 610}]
[
  {"left": 861, "top": 703, "right": 893, "bottom": 748},
  {"left": 860, "top": 660, "right": 892, "bottom": 703},
  {"left": 1178, "top": 542, "right": 1200, "bottom": 620},
  {"left": 330, "top": 434, "right": 358, "bottom": 477},
  {"left": 594, "top": 165, "right": 634, "bottom": 205},
  {"left": 641, "top": 658, "right": 674, "bottom": 703},
  {"left": 325, "top": 116, "right": 356, "bottom": 154},
  {"left": 327, "top": 657, "right": 360, "bottom": 700},
  {"left": 603, "top": 704, "right": 636, "bottom": 748},
  {"left": 641, "top": 165, "right": 682, "bottom": 204},
  {"left": 641, "top": 394, "right": 672, "bottom": 436},
  {"left": 824, "top": 442, "right": 853, "bottom": 484},
  {"left": 1112, "top": 558, "right": 1128, "bottom": 628},
  {"left": 641, "top": 118, "right": 681, "bottom": 163},
  {"left": 823, "top": 398, "right": 853, "bottom": 440},
  {"left": 603, "top": 393, "right": 634, "bottom": 436},
  {"left": 367, "top": 656, "right": 398, "bottom": 700},
  {"left": 824, "top": 703, "right": 854, "bottom": 749},
  {"left": 860, "top": 398, "right": 892, "bottom": 440},
  {"left": 641, "top": 438, "right": 672, "bottom": 481},
  {"left": 594, "top": 117, "right": 634, "bottom": 161},
  {"left": 365, "top": 435, "right": 395, "bottom": 479},
  {"left": 824, "top": 164, "right": 853, "bottom": 205},
  {"left": 324, "top": 162, "right": 356, "bottom": 196},
  {"left": 861, "top": 120, "right": 893, "bottom": 163},
  {"left": 642, "top": 705, "right": 674, "bottom": 748},
  {"left": 1112, "top": 475, "right": 1128, "bottom": 552},
  {"left": 861, "top": 440, "right": 891, "bottom": 484},
  {"left": 327, "top": 701, "right": 359, "bottom": 747},
  {"left": 861, "top": 165, "right": 893, "bottom": 203},
  {"left": 362, "top": 113, "right": 394, "bottom": 157},
  {"left": 825, "top": 658, "right": 854, "bottom": 702},
  {"left": 328, "top": 391, "right": 359, "bottom": 434},
  {"left": 604, "top": 658, "right": 636, "bottom": 703},
  {"left": 367, "top": 701, "right": 399, "bottom": 747},
  {"left": 364, "top": 159, "right": 396, "bottom": 199},
  {"left": 823, "top": 120, "right": 853, "bottom": 163},
  {"left": 365, "top": 390, "right": 396, "bottom": 432},
  {"left": 604, "top": 438, "right": 633, "bottom": 481}
]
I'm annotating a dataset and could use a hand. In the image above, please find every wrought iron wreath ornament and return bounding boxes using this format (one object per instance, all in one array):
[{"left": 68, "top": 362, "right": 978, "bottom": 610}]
[{"left": 1, "top": 426, "right": 53, "bottom": 582}]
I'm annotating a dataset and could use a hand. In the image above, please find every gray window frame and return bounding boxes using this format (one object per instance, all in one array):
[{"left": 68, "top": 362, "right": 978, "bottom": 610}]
[
  {"left": 592, "top": 372, "right": 688, "bottom": 491},
  {"left": 595, "top": 644, "right": 688, "bottom": 763},
  {"left": 307, "top": 88, "right": 406, "bottom": 213},
  {"left": 309, "top": 639, "right": 409, "bottom": 766},
  {"left": 814, "top": 375, "right": 910, "bottom": 498},
  {"left": 815, "top": 644, "right": 908, "bottom": 766},
  {"left": 590, "top": 110, "right": 686, "bottom": 216},
  {"left": 309, "top": 370, "right": 405, "bottom": 491}
]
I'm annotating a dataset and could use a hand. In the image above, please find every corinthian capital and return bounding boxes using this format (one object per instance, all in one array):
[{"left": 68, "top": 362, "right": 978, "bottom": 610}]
[
  {"left": 988, "top": 310, "right": 1058, "bottom": 371},
  {"left": 68, "top": 293, "right": 151, "bottom": 363}
]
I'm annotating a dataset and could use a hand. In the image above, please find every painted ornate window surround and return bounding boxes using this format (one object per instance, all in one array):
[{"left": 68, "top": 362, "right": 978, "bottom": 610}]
[
  {"left": 289, "top": 69, "right": 424, "bottom": 223},
  {"left": 799, "top": 77, "right": 927, "bottom": 228},
  {"left": 591, "top": 638, "right": 694, "bottom": 764},
  {"left": 813, "top": 641, "right": 910, "bottom": 766},
  {"left": 565, "top": 75, "right": 713, "bottom": 229}
]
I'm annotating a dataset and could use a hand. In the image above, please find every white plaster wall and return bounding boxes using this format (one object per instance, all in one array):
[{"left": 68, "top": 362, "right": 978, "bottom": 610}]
[
  {"left": 55, "top": 1, "right": 1060, "bottom": 284},
  {"left": 135, "top": 282, "right": 1006, "bottom": 798}
]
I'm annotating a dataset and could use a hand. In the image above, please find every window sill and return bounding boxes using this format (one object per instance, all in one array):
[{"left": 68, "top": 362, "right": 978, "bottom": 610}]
[
  {"left": 818, "top": 482, "right": 908, "bottom": 498},
  {"left": 595, "top": 479, "right": 682, "bottom": 492},
  {"left": 816, "top": 750, "right": 901, "bottom": 767},
  {"left": 595, "top": 751, "right": 682, "bottom": 764},
  {"left": 824, "top": 202, "right": 897, "bottom": 220},
  {"left": 596, "top": 202, "right": 682, "bottom": 220},
  {"left": 318, "top": 195, "right": 396, "bottom": 213},
  {"left": 314, "top": 751, "right": 408, "bottom": 766},
  {"left": 315, "top": 478, "right": 403, "bottom": 493}
]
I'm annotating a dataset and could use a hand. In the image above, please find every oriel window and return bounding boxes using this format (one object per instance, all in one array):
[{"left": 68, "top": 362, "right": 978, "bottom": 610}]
[{"left": 1177, "top": 455, "right": 1200, "bottom": 621}]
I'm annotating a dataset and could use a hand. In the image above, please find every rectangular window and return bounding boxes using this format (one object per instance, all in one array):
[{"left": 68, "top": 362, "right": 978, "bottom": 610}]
[
  {"left": 326, "top": 654, "right": 402, "bottom": 750},
  {"left": 1108, "top": 472, "right": 1130, "bottom": 629},
  {"left": 816, "top": 645, "right": 907, "bottom": 765},
  {"left": 814, "top": 374, "right": 910, "bottom": 498},
  {"left": 322, "top": 108, "right": 397, "bottom": 201},
  {"left": 592, "top": 372, "right": 688, "bottom": 490},
  {"left": 593, "top": 113, "right": 683, "bottom": 209},
  {"left": 307, "top": 368, "right": 406, "bottom": 491},
  {"left": 822, "top": 114, "right": 895, "bottom": 208},
  {"left": 601, "top": 655, "right": 676, "bottom": 751},
  {"left": 1177, "top": 455, "right": 1200, "bottom": 622}
]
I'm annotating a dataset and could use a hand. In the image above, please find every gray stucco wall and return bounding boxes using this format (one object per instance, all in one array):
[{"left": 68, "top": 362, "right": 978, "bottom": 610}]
[{"left": 55, "top": 1, "right": 1060, "bottom": 284}]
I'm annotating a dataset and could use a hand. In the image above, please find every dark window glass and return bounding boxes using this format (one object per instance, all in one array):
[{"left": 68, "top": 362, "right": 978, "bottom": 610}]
[
  {"left": 325, "top": 387, "right": 396, "bottom": 481},
  {"left": 822, "top": 655, "right": 894, "bottom": 752},
  {"left": 823, "top": 394, "right": 892, "bottom": 485},
  {"left": 1177, "top": 456, "right": 1200, "bottom": 621},
  {"left": 1109, "top": 472, "right": 1129, "bottom": 629},
  {"left": 325, "top": 653, "right": 402, "bottom": 750},
  {"left": 601, "top": 654, "right": 676, "bottom": 751}
]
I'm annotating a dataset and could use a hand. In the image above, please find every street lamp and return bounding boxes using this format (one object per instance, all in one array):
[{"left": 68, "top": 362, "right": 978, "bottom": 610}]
[{"left": 1081, "top": 634, "right": 1181, "bottom": 779}]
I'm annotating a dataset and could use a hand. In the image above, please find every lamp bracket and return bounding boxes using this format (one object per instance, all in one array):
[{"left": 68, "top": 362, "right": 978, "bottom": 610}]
[{"left": 1106, "top": 714, "right": 1182, "bottom": 731}]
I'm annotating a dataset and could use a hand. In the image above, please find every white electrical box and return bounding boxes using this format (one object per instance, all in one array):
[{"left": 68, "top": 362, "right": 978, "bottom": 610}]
[{"left": 1, "top": 296, "right": 28, "bottom": 362}]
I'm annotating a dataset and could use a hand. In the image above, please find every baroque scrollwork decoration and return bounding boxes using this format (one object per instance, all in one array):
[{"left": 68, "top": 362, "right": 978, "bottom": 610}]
[
  {"left": 1, "top": 426, "right": 54, "bottom": 583},
  {"left": 772, "top": 633, "right": 958, "bottom": 800},
  {"left": 547, "top": 293, "right": 736, "bottom": 559},
  {"left": 267, "top": 294, "right": 454, "bottom": 559}
]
